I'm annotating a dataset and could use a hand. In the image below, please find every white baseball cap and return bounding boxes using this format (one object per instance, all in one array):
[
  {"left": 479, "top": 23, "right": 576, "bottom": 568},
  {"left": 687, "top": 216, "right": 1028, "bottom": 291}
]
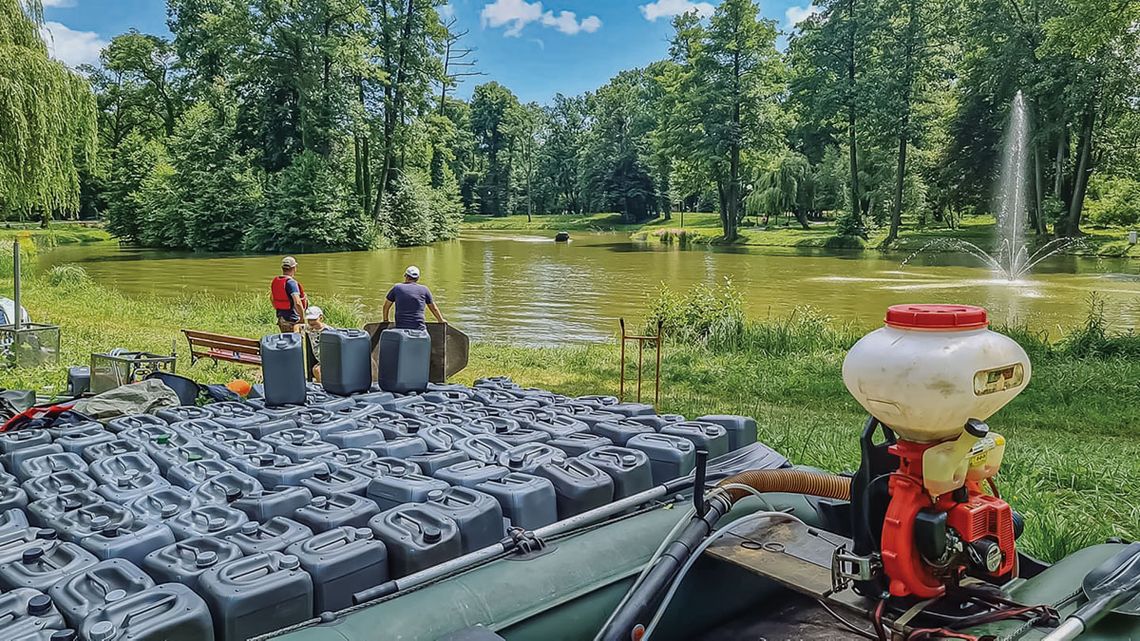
[
  {"left": 281, "top": 256, "right": 298, "bottom": 268},
  {"left": 404, "top": 265, "right": 420, "bottom": 279},
  {"left": 305, "top": 306, "right": 323, "bottom": 320}
]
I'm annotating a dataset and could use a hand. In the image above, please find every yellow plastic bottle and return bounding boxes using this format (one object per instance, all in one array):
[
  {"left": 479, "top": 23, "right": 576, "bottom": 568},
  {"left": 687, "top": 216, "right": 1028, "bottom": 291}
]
[
  {"left": 966, "top": 432, "right": 1006, "bottom": 482},
  {"left": 921, "top": 420, "right": 989, "bottom": 497}
]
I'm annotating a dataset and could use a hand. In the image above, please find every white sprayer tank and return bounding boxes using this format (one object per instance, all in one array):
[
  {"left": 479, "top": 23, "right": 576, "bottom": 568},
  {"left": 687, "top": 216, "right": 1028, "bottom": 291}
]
[{"left": 842, "top": 304, "right": 1031, "bottom": 443}]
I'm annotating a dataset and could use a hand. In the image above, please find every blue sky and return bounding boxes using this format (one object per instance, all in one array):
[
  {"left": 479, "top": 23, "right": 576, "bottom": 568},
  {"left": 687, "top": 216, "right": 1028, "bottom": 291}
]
[{"left": 40, "top": 0, "right": 818, "bottom": 104}]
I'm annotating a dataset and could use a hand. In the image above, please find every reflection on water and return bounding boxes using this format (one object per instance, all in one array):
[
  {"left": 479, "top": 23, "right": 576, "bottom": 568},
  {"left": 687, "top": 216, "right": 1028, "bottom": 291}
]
[{"left": 37, "top": 232, "right": 1140, "bottom": 346}]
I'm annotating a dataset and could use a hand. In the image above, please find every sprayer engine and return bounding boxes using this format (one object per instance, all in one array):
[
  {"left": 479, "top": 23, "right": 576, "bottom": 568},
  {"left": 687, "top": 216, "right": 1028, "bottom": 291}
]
[{"left": 839, "top": 304, "right": 1030, "bottom": 600}]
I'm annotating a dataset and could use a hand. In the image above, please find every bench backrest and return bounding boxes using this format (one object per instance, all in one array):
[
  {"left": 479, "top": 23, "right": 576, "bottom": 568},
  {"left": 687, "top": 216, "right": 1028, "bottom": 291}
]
[{"left": 182, "top": 330, "right": 261, "bottom": 358}]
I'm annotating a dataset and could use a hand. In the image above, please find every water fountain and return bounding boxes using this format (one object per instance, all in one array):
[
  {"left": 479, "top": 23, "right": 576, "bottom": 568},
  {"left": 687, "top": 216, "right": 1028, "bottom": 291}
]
[{"left": 903, "top": 91, "right": 1084, "bottom": 280}]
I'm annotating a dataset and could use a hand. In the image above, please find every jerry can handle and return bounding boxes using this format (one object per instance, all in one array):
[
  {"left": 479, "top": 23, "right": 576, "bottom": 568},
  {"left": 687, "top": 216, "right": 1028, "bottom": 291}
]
[{"left": 121, "top": 594, "right": 177, "bottom": 627}]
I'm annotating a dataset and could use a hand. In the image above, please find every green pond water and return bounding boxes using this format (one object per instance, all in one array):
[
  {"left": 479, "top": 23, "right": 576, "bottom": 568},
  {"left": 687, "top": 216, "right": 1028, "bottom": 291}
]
[{"left": 39, "top": 231, "right": 1140, "bottom": 345}]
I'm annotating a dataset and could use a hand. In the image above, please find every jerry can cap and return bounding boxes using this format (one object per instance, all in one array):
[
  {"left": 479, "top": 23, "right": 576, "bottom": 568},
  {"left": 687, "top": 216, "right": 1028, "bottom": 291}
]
[{"left": 27, "top": 594, "right": 53, "bottom": 616}]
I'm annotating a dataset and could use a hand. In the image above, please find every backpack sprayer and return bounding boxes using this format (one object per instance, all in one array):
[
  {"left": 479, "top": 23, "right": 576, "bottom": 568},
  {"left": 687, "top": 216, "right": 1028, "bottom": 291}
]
[{"left": 596, "top": 304, "right": 1045, "bottom": 641}]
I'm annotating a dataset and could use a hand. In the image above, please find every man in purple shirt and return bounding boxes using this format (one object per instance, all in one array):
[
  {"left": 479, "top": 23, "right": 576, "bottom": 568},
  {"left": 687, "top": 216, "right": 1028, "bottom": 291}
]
[{"left": 383, "top": 266, "right": 446, "bottom": 330}]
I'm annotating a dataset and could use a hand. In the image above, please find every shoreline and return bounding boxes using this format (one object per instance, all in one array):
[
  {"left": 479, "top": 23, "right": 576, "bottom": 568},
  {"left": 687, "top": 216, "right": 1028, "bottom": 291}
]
[{"left": 463, "top": 213, "right": 1140, "bottom": 257}]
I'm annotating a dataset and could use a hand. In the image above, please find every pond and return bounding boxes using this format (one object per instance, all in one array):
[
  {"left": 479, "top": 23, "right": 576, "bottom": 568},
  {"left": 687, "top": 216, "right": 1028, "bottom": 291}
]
[{"left": 39, "top": 231, "right": 1140, "bottom": 346}]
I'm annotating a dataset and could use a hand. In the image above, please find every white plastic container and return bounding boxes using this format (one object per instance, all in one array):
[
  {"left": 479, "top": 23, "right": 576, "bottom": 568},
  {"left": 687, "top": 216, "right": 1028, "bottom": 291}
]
[{"left": 842, "top": 304, "right": 1031, "bottom": 443}]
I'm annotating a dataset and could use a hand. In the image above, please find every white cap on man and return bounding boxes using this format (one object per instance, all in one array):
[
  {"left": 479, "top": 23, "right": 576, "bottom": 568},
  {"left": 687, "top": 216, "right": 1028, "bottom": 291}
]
[
  {"left": 305, "top": 306, "right": 323, "bottom": 321},
  {"left": 405, "top": 265, "right": 420, "bottom": 279},
  {"left": 282, "top": 256, "right": 298, "bottom": 269}
]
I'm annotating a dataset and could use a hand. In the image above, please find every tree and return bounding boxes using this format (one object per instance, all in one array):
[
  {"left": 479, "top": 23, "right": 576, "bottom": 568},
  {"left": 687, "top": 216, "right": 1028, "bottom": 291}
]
[
  {"left": 247, "top": 150, "right": 372, "bottom": 252},
  {"left": 470, "top": 82, "right": 521, "bottom": 216},
  {"left": 510, "top": 103, "right": 544, "bottom": 222},
  {"left": 539, "top": 94, "right": 587, "bottom": 214},
  {"left": 101, "top": 31, "right": 182, "bottom": 137},
  {"left": 0, "top": 0, "right": 97, "bottom": 221},
  {"left": 748, "top": 151, "right": 813, "bottom": 228},
  {"left": 788, "top": 0, "right": 872, "bottom": 236},
  {"left": 104, "top": 132, "right": 162, "bottom": 242},
  {"left": 164, "top": 103, "right": 262, "bottom": 251},
  {"left": 661, "top": 0, "right": 785, "bottom": 239}
]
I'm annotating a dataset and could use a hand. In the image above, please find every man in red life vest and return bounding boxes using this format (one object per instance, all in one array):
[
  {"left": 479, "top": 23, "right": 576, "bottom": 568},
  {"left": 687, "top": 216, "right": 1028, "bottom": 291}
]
[{"left": 270, "top": 256, "right": 308, "bottom": 333}]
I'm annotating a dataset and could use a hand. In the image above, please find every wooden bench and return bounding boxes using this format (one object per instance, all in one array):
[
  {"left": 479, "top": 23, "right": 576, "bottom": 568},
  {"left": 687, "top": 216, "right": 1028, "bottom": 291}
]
[{"left": 182, "top": 330, "right": 262, "bottom": 366}]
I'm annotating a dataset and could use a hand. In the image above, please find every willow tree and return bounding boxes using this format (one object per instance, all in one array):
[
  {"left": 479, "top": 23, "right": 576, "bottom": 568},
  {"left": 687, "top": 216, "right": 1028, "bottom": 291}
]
[{"left": 0, "top": 0, "right": 97, "bottom": 222}]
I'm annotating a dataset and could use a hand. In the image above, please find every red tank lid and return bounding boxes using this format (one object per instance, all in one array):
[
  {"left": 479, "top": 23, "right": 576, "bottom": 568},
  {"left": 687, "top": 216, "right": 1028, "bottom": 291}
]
[{"left": 884, "top": 304, "right": 988, "bottom": 330}]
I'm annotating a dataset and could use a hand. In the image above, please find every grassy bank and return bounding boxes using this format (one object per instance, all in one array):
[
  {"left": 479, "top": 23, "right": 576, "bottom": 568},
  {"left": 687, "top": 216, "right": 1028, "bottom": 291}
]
[
  {"left": 464, "top": 213, "right": 1140, "bottom": 257},
  {"left": 5, "top": 268, "right": 1139, "bottom": 562},
  {"left": 0, "top": 225, "right": 111, "bottom": 247}
]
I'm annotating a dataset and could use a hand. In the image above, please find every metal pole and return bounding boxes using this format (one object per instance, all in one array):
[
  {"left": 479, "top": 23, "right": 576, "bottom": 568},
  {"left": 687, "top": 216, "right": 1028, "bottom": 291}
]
[
  {"left": 12, "top": 240, "right": 21, "bottom": 330},
  {"left": 636, "top": 338, "right": 643, "bottom": 403},
  {"left": 619, "top": 318, "right": 626, "bottom": 402},
  {"left": 654, "top": 320, "right": 662, "bottom": 408}
]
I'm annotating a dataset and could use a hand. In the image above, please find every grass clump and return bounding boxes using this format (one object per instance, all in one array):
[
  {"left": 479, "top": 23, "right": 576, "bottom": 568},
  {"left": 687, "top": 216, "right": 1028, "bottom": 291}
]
[{"left": 47, "top": 264, "right": 91, "bottom": 288}]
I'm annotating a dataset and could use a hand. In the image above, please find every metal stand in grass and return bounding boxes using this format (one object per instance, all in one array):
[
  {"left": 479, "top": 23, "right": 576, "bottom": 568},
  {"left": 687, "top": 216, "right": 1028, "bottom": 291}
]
[{"left": 618, "top": 319, "right": 663, "bottom": 407}]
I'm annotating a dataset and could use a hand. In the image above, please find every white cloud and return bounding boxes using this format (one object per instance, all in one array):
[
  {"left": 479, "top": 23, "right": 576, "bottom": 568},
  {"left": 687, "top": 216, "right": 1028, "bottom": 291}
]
[
  {"left": 481, "top": 0, "right": 601, "bottom": 37},
  {"left": 639, "top": 0, "right": 715, "bottom": 22},
  {"left": 438, "top": 4, "right": 455, "bottom": 21},
  {"left": 39, "top": 21, "right": 106, "bottom": 67},
  {"left": 41, "top": 0, "right": 77, "bottom": 7},
  {"left": 542, "top": 10, "right": 601, "bottom": 35},
  {"left": 482, "top": 0, "right": 545, "bottom": 36},
  {"left": 785, "top": 4, "right": 821, "bottom": 26}
]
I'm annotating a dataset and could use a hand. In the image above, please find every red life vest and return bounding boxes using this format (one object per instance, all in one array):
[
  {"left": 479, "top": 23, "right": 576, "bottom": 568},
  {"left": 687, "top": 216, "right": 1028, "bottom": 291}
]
[{"left": 271, "top": 276, "right": 308, "bottom": 312}]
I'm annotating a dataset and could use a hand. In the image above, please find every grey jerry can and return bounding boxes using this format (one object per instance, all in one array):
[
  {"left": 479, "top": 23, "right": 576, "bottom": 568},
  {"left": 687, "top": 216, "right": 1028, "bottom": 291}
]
[
  {"left": 197, "top": 551, "right": 314, "bottom": 641},
  {"left": 225, "top": 517, "right": 313, "bottom": 555},
  {"left": 125, "top": 487, "right": 195, "bottom": 523},
  {"left": 579, "top": 446, "right": 654, "bottom": 499},
  {"left": 694, "top": 414, "right": 758, "bottom": 451},
  {"left": 231, "top": 486, "right": 314, "bottom": 522},
  {"left": 368, "top": 504, "right": 461, "bottom": 578},
  {"left": 166, "top": 459, "right": 239, "bottom": 490},
  {"left": 261, "top": 333, "right": 307, "bottom": 408},
  {"left": 475, "top": 473, "right": 557, "bottom": 530},
  {"left": 625, "top": 433, "right": 697, "bottom": 484},
  {"left": 425, "top": 487, "right": 505, "bottom": 553},
  {"left": 166, "top": 506, "right": 249, "bottom": 541},
  {"left": 0, "top": 588, "right": 66, "bottom": 639},
  {"left": 78, "top": 521, "right": 175, "bottom": 567},
  {"left": 534, "top": 459, "right": 614, "bottom": 519},
  {"left": 434, "top": 460, "right": 509, "bottom": 490},
  {"left": 48, "top": 558, "right": 154, "bottom": 627},
  {"left": 285, "top": 526, "right": 388, "bottom": 613},
  {"left": 293, "top": 494, "right": 379, "bottom": 533},
  {"left": 0, "top": 541, "right": 99, "bottom": 592},
  {"left": 547, "top": 432, "right": 613, "bottom": 457},
  {"left": 141, "top": 536, "right": 243, "bottom": 592},
  {"left": 660, "top": 421, "right": 730, "bottom": 459},
  {"left": 80, "top": 582, "right": 214, "bottom": 641}
]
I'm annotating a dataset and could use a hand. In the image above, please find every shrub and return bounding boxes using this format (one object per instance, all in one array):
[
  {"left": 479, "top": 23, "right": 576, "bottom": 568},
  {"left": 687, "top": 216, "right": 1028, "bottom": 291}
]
[
  {"left": 47, "top": 264, "right": 91, "bottom": 288},
  {"left": 824, "top": 234, "right": 866, "bottom": 250},
  {"left": 246, "top": 151, "right": 373, "bottom": 253},
  {"left": 644, "top": 278, "right": 745, "bottom": 348},
  {"left": 379, "top": 172, "right": 434, "bottom": 247}
]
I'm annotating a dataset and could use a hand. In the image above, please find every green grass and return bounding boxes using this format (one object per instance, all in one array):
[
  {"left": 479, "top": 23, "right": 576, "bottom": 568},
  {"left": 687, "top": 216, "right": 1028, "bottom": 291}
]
[
  {"left": 5, "top": 266, "right": 1138, "bottom": 562},
  {"left": 0, "top": 224, "right": 111, "bottom": 248},
  {"left": 466, "top": 212, "right": 1140, "bottom": 257}
]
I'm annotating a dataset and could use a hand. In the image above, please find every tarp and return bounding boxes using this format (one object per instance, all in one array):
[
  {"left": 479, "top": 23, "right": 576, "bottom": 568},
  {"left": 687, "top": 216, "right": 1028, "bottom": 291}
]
[{"left": 73, "top": 378, "right": 181, "bottom": 420}]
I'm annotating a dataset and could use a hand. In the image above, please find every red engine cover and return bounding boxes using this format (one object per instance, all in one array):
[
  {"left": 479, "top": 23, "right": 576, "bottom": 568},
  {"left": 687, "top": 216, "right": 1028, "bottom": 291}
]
[
  {"left": 946, "top": 490, "right": 1017, "bottom": 577},
  {"left": 880, "top": 441, "right": 1016, "bottom": 598}
]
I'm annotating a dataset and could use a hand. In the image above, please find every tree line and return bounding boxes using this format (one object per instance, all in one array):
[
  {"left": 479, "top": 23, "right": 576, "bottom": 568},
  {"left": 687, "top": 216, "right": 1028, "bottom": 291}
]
[{"left": 5, "top": 0, "right": 1139, "bottom": 249}]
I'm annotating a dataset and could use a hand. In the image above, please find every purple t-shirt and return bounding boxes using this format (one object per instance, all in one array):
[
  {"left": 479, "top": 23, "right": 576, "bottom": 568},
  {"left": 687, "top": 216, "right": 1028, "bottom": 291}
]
[{"left": 386, "top": 282, "right": 434, "bottom": 330}]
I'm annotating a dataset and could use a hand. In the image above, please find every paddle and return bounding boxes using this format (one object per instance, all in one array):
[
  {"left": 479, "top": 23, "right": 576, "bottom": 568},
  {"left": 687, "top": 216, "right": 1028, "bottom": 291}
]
[{"left": 1043, "top": 543, "right": 1140, "bottom": 641}]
